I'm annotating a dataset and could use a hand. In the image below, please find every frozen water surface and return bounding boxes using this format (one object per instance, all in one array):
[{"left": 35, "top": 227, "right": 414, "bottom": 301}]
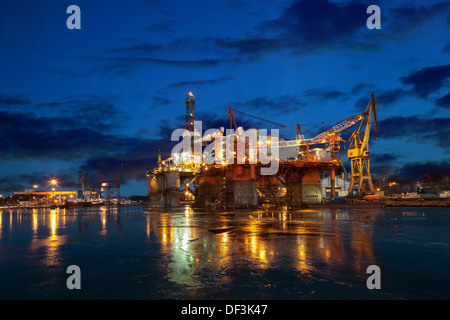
[{"left": 1, "top": 205, "right": 449, "bottom": 299}]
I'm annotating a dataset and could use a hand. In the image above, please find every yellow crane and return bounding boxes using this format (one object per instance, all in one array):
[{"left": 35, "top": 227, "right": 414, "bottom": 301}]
[{"left": 347, "top": 92, "right": 379, "bottom": 195}]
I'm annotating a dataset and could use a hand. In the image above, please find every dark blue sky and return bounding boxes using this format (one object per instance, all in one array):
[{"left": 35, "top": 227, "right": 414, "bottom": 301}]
[{"left": 0, "top": 0, "right": 449, "bottom": 196}]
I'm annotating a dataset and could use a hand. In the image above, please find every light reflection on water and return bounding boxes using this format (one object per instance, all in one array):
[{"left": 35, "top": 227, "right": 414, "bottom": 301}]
[
  {"left": 142, "top": 207, "right": 377, "bottom": 290},
  {"left": 1, "top": 205, "right": 450, "bottom": 299}
]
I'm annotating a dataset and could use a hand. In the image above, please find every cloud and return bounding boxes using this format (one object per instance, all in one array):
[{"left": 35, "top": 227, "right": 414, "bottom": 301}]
[
  {"left": 268, "top": 0, "right": 369, "bottom": 49},
  {"left": 378, "top": 115, "right": 450, "bottom": 149},
  {"left": 164, "top": 76, "right": 235, "bottom": 90},
  {"left": 214, "top": 1, "right": 450, "bottom": 58},
  {"left": 376, "top": 89, "right": 409, "bottom": 105},
  {"left": 387, "top": 2, "right": 450, "bottom": 37},
  {"left": 400, "top": 64, "right": 450, "bottom": 98},
  {"left": 350, "top": 83, "right": 373, "bottom": 95},
  {"left": 398, "top": 160, "right": 450, "bottom": 180},
  {"left": 52, "top": 52, "right": 232, "bottom": 78},
  {"left": 147, "top": 20, "right": 176, "bottom": 33},
  {"left": 33, "top": 97, "right": 120, "bottom": 130},
  {"left": 231, "top": 94, "right": 306, "bottom": 116},
  {"left": 354, "top": 89, "right": 407, "bottom": 111},
  {"left": 435, "top": 93, "right": 450, "bottom": 109},
  {"left": 0, "top": 171, "right": 79, "bottom": 194},
  {"left": 0, "top": 98, "right": 182, "bottom": 191},
  {"left": 44, "top": 1, "right": 450, "bottom": 81},
  {"left": 444, "top": 42, "right": 450, "bottom": 54},
  {"left": 354, "top": 96, "right": 371, "bottom": 111},
  {"left": 0, "top": 95, "right": 141, "bottom": 162},
  {"left": 0, "top": 93, "right": 31, "bottom": 108},
  {"left": 106, "top": 43, "right": 165, "bottom": 55},
  {"left": 369, "top": 153, "right": 401, "bottom": 177},
  {"left": 148, "top": 95, "right": 174, "bottom": 108},
  {"left": 304, "top": 88, "right": 345, "bottom": 100},
  {"left": 216, "top": 0, "right": 371, "bottom": 56},
  {"left": 215, "top": 37, "right": 284, "bottom": 56},
  {"left": 371, "top": 153, "right": 400, "bottom": 165},
  {"left": 88, "top": 55, "right": 225, "bottom": 68},
  {"left": 0, "top": 109, "right": 134, "bottom": 161}
]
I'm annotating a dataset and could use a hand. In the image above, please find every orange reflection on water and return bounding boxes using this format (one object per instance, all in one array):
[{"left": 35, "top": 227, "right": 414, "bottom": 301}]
[
  {"left": 100, "top": 207, "right": 107, "bottom": 234},
  {"left": 44, "top": 209, "right": 65, "bottom": 266},
  {"left": 146, "top": 214, "right": 151, "bottom": 240},
  {"left": 32, "top": 209, "right": 38, "bottom": 236},
  {"left": 50, "top": 209, "right": 57, "bottom": 235},
  {"left": 297, "top": 239, "right": 312, "bottom": 272},
  {"left": 145, "top": 208, "right": 376, "bottom": 290}
]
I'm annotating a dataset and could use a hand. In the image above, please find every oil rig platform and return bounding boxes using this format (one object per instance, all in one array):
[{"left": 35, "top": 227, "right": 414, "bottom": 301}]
[{"left": 147, "top": 92, "right": 379, "bottom": 210}]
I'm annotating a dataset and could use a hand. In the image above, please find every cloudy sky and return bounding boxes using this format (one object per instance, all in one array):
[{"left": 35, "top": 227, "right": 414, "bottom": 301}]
[{"left": 0, "top": 0, "right": 449, "bottom": 196}]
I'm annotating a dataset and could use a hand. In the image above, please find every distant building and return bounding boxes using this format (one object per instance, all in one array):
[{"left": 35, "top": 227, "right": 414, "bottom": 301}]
[{"left": 321, "top": 175, "right": 350, "bottom": 198}]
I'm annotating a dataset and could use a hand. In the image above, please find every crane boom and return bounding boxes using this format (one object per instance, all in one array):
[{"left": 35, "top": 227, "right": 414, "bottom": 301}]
[
  {"left": 276, "top": 111, "right": 367, "bottom": 148},
  {"left": 312, "top": 112, "right": 367, "bottom": 141}
]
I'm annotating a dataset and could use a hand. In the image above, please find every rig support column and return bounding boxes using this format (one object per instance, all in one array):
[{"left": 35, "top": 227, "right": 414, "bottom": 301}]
[
  {"left": 288, "top": 172, "right": 303, "bottom": 207},
  {"left": 302, "top": 170, "right": 322, "bottom": 204},
  {"left": 232, "top": 165, "right": 257, "bottom": 209},
  {"left": 148, "top": 175, "right": 158, "bottom": 205},
  {"left": 156, "top": 173, "right": 166, "bottom": 207},
  {"left": 330, "top": 168, "right": 336, "bottom": 198},
  {"left": 166, "top": 171, "right": 180, "bottom": 208}
]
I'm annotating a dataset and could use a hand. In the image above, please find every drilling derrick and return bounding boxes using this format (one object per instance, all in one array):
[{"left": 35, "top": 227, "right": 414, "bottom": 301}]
[{"left": 185, "top": 92, "right": 196, "bottom": 132}]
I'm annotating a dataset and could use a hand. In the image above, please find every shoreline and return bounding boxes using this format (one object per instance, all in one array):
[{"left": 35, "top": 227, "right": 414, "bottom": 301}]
[
  {"left": 307, "top": 199, "right": 450, "bottom": 208},
  {"left": 2, "top": 199, "right": 449, "bottom": 211}
]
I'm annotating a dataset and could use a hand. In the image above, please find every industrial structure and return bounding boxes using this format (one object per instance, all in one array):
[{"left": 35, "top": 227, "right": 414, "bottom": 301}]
[
  {"left": 12, "top": 164, "right": 125, "bottom": 207},
  {"left": 347, "top": 92, "right": 379, "bottom": 195},
  {"left": 147, "top": 92, "right": 380, "bottom": 210},
  {"left": 14, "top": 190, "right": 77, "bottom": 205}
]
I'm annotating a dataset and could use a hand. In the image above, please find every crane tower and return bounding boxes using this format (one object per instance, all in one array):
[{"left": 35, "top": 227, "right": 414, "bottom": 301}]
[{"left": 347, "top": 92, "right": 379, "bottom": 195}]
